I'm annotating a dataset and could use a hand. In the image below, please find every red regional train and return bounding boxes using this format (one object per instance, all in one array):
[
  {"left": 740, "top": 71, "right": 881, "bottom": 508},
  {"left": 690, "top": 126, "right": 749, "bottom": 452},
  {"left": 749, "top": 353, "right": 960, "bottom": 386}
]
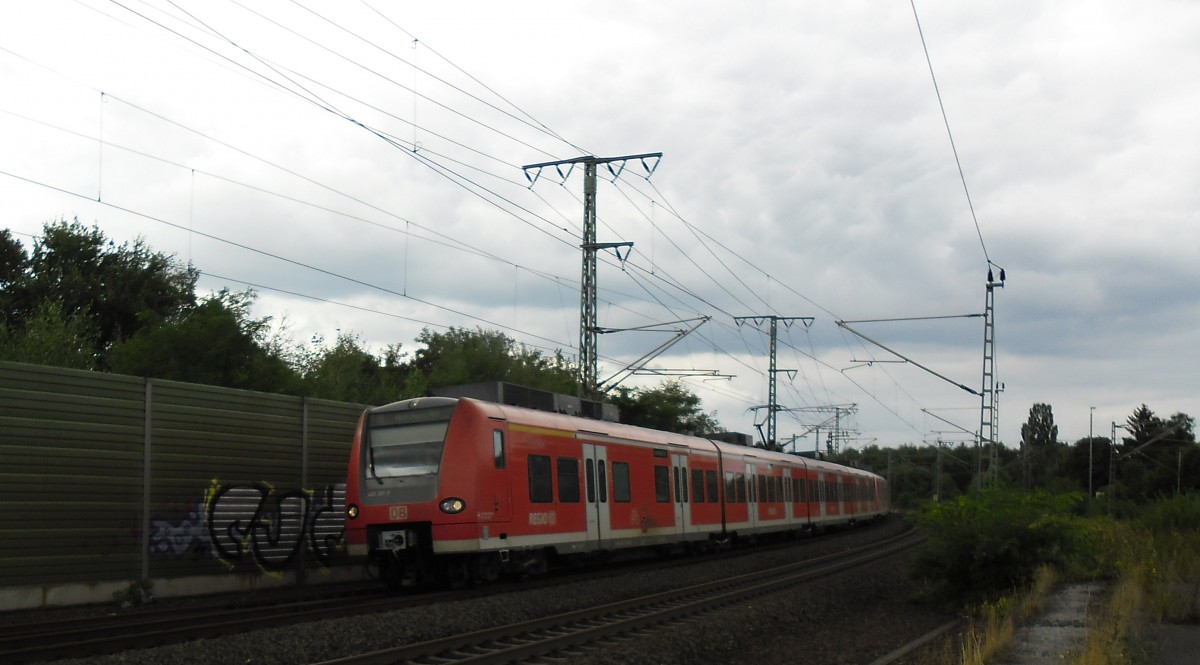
[{"left": 344, "top": 390, "right": 889, "bottom": 588}]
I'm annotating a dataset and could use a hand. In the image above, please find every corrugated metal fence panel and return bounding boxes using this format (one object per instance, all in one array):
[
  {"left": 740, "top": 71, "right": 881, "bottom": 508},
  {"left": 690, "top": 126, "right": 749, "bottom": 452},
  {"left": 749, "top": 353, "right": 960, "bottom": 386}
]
[
  {"left": 1, "top": 361, "right": 368, "bottom": 590},
  {"left": 303, "top": 400, "right": 362, "bottom": 570},
  {"left": 0, "top": 362, "right": 145, "bottom": 585},
  {"left": 307, "top": 399, "right": 362, "bottom": 483},
  {"left": 148, "top": 380, "right": 306, "bottom": 578}
]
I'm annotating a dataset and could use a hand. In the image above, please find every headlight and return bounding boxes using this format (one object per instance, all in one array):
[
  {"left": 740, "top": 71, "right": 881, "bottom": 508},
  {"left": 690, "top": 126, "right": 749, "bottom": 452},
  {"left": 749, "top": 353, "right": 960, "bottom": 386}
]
[
  {"left": 346, "top": 504, "right": 359, "bottom": 519},
  {"left": 439, "top": 497, "right": 466, "bottom": 514}
]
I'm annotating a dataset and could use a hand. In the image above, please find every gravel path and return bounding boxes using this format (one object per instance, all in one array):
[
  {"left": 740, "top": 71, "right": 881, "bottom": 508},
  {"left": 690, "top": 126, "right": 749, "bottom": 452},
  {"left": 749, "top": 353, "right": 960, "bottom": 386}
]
[{"left": 44, "top": 517, "right": 952, "bottom": 665}]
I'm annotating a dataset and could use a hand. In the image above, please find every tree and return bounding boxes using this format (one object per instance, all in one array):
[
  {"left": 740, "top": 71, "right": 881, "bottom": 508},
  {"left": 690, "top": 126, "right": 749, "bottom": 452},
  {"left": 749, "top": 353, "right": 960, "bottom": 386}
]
[
  {"left": 608, "top": 380, "right": 721, "bottom": 435},
  {"left": 302, "top": 332, "right": 408, "bottom": 405},
  {"left": 1020, "top": 403, "right": 1061, "bottom": 489},
  {"left": 0, "top": 229, "right": 23, "bottom": 291},
  {"left": 1058, "top": 436, "right": 1111, "bottom": 499},
  {"left": 108, "top": 289, "right": 295, "bottom": 393},
  {"left": 403, "top": 327, "right": 577, "bottom": 396},
  {"left": 0, "top": 300, "right": 98, "bottom": 369},
  {"left": 1, "top": 219, "right": 197, "bottom": 366},
  {"left": 1116, "top": 405, "right": 1197, "bottom": 502}
]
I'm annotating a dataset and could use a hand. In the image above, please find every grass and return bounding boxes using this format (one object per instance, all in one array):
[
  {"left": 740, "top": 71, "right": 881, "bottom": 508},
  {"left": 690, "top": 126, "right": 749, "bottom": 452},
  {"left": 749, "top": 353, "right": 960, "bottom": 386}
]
[
  {"left": 957, "top": 567, "right": 1059, "bottom": 665},
  {"left": 913, "top": 495, "right": 1200, "bottom": 665}
]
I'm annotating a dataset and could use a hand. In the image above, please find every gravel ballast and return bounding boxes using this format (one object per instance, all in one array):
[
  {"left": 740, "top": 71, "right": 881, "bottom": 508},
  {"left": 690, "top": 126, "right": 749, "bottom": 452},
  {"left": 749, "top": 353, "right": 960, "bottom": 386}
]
[{"left": 45, "top": 517, "right": 952, "bottom": 665}]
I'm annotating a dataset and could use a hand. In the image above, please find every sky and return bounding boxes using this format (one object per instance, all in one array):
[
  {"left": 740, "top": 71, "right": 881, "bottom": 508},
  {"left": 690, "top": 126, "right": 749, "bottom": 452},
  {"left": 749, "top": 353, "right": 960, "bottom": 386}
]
[{"left": 2, "top": 0, "right": 1197, "bottom": 454}]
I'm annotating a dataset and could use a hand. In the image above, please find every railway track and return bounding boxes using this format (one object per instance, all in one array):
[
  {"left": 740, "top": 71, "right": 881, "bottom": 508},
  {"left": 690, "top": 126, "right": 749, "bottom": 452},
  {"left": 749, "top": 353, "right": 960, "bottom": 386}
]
[
  {"left": 0, "top": 585, "right": 401, "bottom": 664},
  {"left": 0, "top": 522, "right": 900, "bottom": 664},
  {"left": 311, "top": 528, "right": 924, "bottom": 665}
]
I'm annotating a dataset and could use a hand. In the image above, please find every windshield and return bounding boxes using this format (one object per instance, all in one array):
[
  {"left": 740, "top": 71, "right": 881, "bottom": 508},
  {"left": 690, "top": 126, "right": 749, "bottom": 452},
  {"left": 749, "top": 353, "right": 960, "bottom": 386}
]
[{"left": 367, "top": 406, "right": 452, "bottom": 479}]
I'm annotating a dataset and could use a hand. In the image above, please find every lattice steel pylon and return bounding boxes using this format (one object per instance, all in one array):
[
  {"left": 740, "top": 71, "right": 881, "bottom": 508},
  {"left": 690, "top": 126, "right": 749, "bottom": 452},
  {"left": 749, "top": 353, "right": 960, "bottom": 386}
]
[
  {"left": 735, "top": 315, "right": 814, "bottom": 447},
  {"left": 522, "top": 153, "right": 662, "bottom": 396},
  {"left": 979, "top": 266, "right": 1005, "bottom": 484}
]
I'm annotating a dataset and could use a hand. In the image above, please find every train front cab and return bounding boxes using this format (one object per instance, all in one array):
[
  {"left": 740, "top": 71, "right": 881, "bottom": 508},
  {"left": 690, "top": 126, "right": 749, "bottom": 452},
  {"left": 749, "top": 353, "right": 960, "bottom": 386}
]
[{"left": 345, "top": 397, "right": 515, "bottom": 587}]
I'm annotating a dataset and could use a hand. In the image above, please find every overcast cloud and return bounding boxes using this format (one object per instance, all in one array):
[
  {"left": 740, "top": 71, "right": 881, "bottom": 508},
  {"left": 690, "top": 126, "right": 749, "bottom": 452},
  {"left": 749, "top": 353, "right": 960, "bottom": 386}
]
[{"left": 2, "top": 1, "right": 1197, "bottom": 451}]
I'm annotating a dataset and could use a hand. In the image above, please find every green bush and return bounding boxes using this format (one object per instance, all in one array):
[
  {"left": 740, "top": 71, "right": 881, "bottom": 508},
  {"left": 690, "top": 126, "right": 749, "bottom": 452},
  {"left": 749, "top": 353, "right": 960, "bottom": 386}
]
[
  {"left": 908, "top": 488, "right": 1087, "bottom": 605},
  {"left": 1135, "top": 494, "right": 1200, "bottom": 533}
]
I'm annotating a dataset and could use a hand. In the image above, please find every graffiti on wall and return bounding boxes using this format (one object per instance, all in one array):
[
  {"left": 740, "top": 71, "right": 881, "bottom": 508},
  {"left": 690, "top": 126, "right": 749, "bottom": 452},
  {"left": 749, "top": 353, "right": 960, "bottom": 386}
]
[{"left": 149, "top": 480, "right": 346, "bottom": 576}]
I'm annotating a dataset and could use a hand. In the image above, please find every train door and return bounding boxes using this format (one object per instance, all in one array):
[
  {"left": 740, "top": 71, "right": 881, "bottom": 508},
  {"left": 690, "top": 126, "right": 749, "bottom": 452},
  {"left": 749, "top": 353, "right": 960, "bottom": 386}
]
[
  {"left": 582, "top": 443, "right": 610, "bottom": 550},
  {"left": 817, "top": 472, "right": 827, "bottom": 519},
  {"left": 783, "top": 468, "right": 794, "bottom": 524},
  {"left": 671, "top": 453, "right": 691, "bottom": 536},
  {"left": 745, "top": 463, "right": 759, "bottom": 530}
]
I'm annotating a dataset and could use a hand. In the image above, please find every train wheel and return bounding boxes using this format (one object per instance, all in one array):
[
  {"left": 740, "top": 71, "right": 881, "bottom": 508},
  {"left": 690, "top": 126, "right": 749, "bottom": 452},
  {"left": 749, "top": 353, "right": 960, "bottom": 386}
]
[
  {"left": 443, "top": 557, "right": 471, "bottom": 589},
  {"left": 379, "top": 554, "right": 405, "bottom": 591},
  {"left": 474, "top": 554, "right": 501, "bottom": 583}
]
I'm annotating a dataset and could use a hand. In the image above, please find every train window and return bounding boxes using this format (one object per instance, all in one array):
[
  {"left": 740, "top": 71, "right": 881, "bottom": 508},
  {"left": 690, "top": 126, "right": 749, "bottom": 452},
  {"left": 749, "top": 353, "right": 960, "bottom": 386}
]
[
  {"left": 612, "top": 462, "right": 631, "bottom": 503},
  {"left": 681, "top": 467, "right": 689, "bottom": 503},
  {"left": 736, "top": 474, "right": 747, "bottom": 503},
  {"left": 692, "top": 469, "right": 705, "bottom": 503},
  {"left": 725, "top": 472, "right": 736, "bottom": 503},
  {"left": 655, "top": 466, "right": 671, "bottom": 503},
  {"left": 766, "top": 475, "right": 776, "bottom": 502},
  {"left": 528, "top": 455, "right": 553, "bottom": 504},
  {"left": 783, "top": 476, "right": 790, "bottom": 503},
  {"left": 599, "top": 461, "right": 608, "bottom": 503},
  {"left": 775, "top": 476, "right": 784, "bottom": 503},
  {"left": 706, "top": 470, "right": 719, "bottom": 503},
  {"left": 366, "top": 410, "right": 451, "bottom": 479},
  {"left": 673, "top": 466, "right": 681, "bottom": 503},
  {"left": 557, "top": 458, "right": 580, "bottom": 503},
  {"left": 585, "top": 458, "right": 596, "bottom": 503},
  {"left": 757, "top": 475, "right": 768, "bottom": 503},
  {"left": 493, "top": 430, "right": 505, "bottom": 469}
]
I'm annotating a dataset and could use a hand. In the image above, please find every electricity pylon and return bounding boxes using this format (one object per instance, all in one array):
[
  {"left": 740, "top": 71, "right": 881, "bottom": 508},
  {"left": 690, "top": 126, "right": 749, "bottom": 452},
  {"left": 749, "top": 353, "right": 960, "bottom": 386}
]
[{"left": 522, "top": 152, "right": 662, "bottom": 396}]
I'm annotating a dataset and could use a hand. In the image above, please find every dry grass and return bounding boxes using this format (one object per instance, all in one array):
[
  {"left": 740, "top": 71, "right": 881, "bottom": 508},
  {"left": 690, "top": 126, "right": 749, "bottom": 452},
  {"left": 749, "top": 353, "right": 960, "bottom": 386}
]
[
  {"left": 1073, "top": 566, "right": 1146, "bottom": 665},
  {"left": 1069, "top": 524, "right": 1199, "bottom": 665},
  {"left": 913, "top": 498, "right": 1200, "bottom": 665},
  {"left": 913, "top": 566, "right": 1060, "bottom": 665}
]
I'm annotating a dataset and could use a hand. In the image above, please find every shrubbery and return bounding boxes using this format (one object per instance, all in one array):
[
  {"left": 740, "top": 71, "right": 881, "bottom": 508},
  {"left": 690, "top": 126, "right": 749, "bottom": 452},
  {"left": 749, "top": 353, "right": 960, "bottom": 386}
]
[
  {"left": 1135, "top": 493, "right": 1200, "bottom": 533},
  {"left": 908, "top": 487, "right": 1091, "bottom": 605}
]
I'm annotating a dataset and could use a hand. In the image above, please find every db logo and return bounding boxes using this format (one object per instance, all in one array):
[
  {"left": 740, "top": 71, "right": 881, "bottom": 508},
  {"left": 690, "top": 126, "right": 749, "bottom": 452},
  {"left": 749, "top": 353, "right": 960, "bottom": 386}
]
[{"left": 388, "top": 505, "right": 408, "bottom": 521}]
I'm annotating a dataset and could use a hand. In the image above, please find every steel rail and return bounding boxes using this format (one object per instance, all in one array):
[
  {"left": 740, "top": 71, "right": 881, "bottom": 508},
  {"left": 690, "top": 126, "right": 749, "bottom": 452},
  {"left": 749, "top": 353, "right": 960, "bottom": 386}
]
[{"left": 313, "top": 530, "right": 923, "bottom": 665}]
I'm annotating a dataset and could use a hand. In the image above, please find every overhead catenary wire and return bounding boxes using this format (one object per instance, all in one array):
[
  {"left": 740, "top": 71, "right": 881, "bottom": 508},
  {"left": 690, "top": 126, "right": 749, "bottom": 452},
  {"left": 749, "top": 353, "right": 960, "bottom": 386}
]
[
  {"left": 909, "top": 0, "right": 990, "bottom": 266},
  {"left": 0, "top": 167, "right": 578, "bottom": 351},
  {"left": 107, "top": 1, "right": 582, "bottom": 245},
  {"left": 283, "top": 0, "right": 579, "bottom": 158},
  {"left": 0, "top": 101, "right": 676, "bottom": 338},
  {"left": 358, "top": 0, "right": 592, "bottom": 157},
  {"left": 4, "top": 2, "right": 972, "bottom": 442}
]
